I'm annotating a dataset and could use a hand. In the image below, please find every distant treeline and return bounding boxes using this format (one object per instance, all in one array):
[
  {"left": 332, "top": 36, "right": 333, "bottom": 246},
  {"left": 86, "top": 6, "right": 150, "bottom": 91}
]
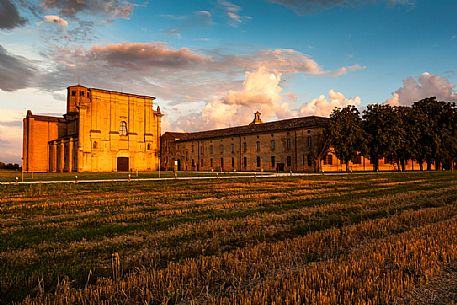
[
  {"left": 0, "top": 162, "right": 21, "bottom": 170},
  {"left": 319, "top": 97, "right": 457, "bottom": 172}
]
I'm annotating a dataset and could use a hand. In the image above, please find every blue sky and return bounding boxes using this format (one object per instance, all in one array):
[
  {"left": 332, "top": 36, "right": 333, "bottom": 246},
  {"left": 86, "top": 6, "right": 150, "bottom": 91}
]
[{"left": 1, "top": 0, "right": 457, "bottom": 163}]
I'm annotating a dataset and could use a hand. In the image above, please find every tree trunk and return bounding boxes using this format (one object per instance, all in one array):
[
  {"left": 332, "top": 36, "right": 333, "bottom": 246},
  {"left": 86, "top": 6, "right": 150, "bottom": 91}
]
[
  {"left": 426, "top": 159, "right": 432, "bottom": 171},
  {"left": 346, "top": 161, "right": 350, "bottom": 173},
  {"left": 373, "top": 157, "right": 378, "bottom": 172},
  {"left": 400, "top": 159, "right": 406, "bottom": 172}
]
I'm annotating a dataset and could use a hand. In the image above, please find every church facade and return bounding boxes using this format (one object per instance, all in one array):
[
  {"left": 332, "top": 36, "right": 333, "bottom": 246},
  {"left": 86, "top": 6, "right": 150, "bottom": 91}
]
[{"left": 22, "top": 85, "right": 163, "bottom": 172}]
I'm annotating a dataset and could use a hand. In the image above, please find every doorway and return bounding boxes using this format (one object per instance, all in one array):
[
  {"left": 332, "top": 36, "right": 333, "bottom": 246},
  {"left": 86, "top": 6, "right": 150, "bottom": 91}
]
[{"left": 117, "top": 157, "right": 129, "bottom": 172}]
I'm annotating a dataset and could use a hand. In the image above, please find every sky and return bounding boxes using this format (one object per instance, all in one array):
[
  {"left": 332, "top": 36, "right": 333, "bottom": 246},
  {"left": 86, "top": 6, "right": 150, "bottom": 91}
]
[{"left": 1, "top": 0, "right": 457, "bottom": 164}]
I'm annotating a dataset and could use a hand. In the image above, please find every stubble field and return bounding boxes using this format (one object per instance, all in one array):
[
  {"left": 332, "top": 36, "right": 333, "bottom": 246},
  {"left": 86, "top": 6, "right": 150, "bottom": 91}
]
[{"left": 1, "top": 172, "right": 456, "bottom": 304}]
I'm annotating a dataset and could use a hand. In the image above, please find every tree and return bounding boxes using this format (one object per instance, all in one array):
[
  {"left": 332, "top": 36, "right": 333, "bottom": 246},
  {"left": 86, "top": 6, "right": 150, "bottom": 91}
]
[
  {"left": 411, "top": 97, "right": 454, "bottom": 171},
  {"left": 327, "top": 105, "right": 367, "bottom": 172},
  {"left": 395, "top": 106, "right": 419, "bottom": 171},
  {"left": 362, "top": 104, "right": 406, "bottom": 171}
]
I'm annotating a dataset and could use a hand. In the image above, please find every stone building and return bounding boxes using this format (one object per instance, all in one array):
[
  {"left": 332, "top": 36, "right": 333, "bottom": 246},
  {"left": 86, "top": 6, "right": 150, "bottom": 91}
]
[
  {"left": 23, "top": 85, "right": 162, "bottom": 172},
  {"left": 161, "top": 112, "right": 426, "bottom": 173}
]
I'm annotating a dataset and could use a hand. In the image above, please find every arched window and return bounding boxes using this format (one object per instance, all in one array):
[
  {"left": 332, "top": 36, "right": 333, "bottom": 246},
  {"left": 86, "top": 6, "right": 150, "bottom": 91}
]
[
  {"left": 93, "top": 141, "right": 97, "bottom": 149},
  {"left": 119, "top": 121, "right": 128, "bottom": 135}
]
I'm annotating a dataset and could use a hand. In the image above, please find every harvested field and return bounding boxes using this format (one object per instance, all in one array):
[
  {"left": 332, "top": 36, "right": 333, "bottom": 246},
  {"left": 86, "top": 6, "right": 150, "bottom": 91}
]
[{"left": 0, "top": 172, "right": 456, "bottom": 304}]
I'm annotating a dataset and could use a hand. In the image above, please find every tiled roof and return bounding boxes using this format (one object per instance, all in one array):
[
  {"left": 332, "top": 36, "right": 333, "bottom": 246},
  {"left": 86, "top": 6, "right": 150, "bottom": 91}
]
[{"left": 164, "top": 116, "right": 328, "bottom": 142}]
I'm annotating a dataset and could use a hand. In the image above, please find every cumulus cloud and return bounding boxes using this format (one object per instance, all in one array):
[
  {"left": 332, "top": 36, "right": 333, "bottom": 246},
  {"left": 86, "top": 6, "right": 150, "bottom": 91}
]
[
  {"left": 41, "top": 0, "right": 133, "bottom": 18},
  {"left": 299, "top": 89, "right": 361, "bottom": 117},
  {"left": 385, "top": 72, "right": 457, "bottom": 106},
  {"left": 269, "top": 0, "right": 413, "bottom": 14},
  {"left": 0, "top": 45, "right": 37, "bottom": 91},
  {"left": 43, "top": 15, "right": 69, "bottom": 27},
  {"left": 0, "top": 0, "right": 26, "bottom": 29},
  {"left": 175, "top": 66, "right": 294, "bottom": 131}
]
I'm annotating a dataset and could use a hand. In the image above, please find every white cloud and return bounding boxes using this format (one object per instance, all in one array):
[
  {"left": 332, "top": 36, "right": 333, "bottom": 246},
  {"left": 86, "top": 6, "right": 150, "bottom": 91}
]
[
  {"left": 219, "top": 0, "right": 244, "bottom": 25},
  {"left": 175, "top": 66, "right": 294, "bottom": 131},
  {"left": 43, "top": 15, "right": 69, "bottom": 27},
  {"left": 299, "top": 89, "right": 361, "bottom": 117},
  {"left": 385, "top": 72, "right": 457, "bottom": 106}
]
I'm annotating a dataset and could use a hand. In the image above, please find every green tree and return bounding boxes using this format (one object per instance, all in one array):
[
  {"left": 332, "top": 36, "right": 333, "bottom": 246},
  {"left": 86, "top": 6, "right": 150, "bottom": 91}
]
[
  {"left": 395, "top": 106, "right": 419, "bottom": 171},
  {"left": 362, "top": 104, "right": 406, "bottom": 171},
  {"left": 411, "top": 97, "right": 454, "bottom": 171},
  {"left": 327, "top": 105, "right": 367, "bottom": 172}
]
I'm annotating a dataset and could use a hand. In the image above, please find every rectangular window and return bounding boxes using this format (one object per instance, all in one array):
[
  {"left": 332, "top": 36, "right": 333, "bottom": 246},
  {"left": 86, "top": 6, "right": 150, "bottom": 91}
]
[
  {"left": 192, "top": 159, "right": 195, "bottom": 167},
  {"left": 324, "top": 154, "right": 333, "bottom": 165},
  {"left": 256, "top": 156, "right": 261, "bottom": 167},
  {"left": 71, "top": 90, "right": 76, "bottom": 96},
  {"left": 210, "top": 145, "right": 213, "bottom": 155},
  {"left": 256, "top": 141, "right": 260, "bottom": 152},
  {"left": 210, "top": 158, "right": 213, "bottom": 168},
  {"left": 243, "top": 157, "right": 247, "bottom": 168},
  {"left": 231, "top": 143, "right": 235, "bottom": 153},
  {"left": 271, "top": 140, "right": 276, "bottom": 151},
  {"left": 221, "top": 158, "right": 224, "bottom": 169},
  {"left": 80, "top": 91, "right": 85, "bottom": 97},
  {"left": 307, "top": 136, "right": 312, "bottom": 148},
  {"left": 286, "top": 139, "right": 291, "bottom": 150},
  {"left": 243, "top": 142, "right": 247, "bottom": 152},
  {"left": 271, "top": 156, "right": 276, "bottom": 168},
  {"left": 232, "top": 157, "right": 235, "bottom": 167},
  {"left": 287, "top": 156, "right": 291, "bottom": 167}
]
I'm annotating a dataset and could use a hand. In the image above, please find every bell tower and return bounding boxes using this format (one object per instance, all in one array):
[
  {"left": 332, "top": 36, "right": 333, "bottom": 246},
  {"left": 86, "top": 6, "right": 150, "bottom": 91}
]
[{"left": 67, "top": 85, "right": 91, "bottom": 113}]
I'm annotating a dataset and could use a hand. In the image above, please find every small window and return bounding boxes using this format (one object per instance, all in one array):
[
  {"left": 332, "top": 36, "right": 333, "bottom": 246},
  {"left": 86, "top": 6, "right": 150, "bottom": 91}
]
[
  {"left": 256, "top": 156, "right": 261, "bottom": 167},
  {"left": 192, "top": 159, "right": 195, "bottom": 167},
  {"left": 80, "top": 91, "right": 85, "bottom": 97},
  {"left": 287, "top": 156, "right": 291, "bottom": 167},
  {"left": 221, "top": 158, "right": 224, "bottom": 169},
  {"left": 243, "top": 157, "right": 247, "bottom": 168},
  {"left": 232, "top": 157, "right": 235, "bottom": 167},
  {"left": 147, "top": 143, "right": 152, "bottom": 150},
  {"left": 271, "top": 140, "right": 276, "bottom": 151},
  {"left": 93, "top": 141, "right": 97, "bottom": 149},
  {"left": 119, "top": 121, "right": 128, "bottom": 135},
  {"left": 286, "top": 139, "right": 291, "bottom": 150},
  {"left": 324, "top": 154, "right": 333, "bottom": 165},
  {"left": 210, "top": 158, "right": 213, "bottom": 168},
  {"left": 231, "top": 144, "right": 235, "bottom": 153},
  {"left": 256, "top": 141, "right": 260, "bottom": 152},
  {"left": 71, "top": 90, "right": 76, "bottom": 96},
  {"left": 271, "top": 156, "right": 276, "bottom": 168},
  {"left": 307, "top": 136, "right": 312, "bottom": 148}
]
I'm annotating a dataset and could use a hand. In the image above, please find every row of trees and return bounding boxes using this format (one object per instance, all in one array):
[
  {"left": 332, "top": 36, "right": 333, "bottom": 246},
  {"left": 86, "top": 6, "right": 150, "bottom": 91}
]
[
  {"left": 312, "top": 97, "right": 457, "bottom": 172},
  {"left": 0, "top": 162, "right": 21, "bottom": 171}
]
